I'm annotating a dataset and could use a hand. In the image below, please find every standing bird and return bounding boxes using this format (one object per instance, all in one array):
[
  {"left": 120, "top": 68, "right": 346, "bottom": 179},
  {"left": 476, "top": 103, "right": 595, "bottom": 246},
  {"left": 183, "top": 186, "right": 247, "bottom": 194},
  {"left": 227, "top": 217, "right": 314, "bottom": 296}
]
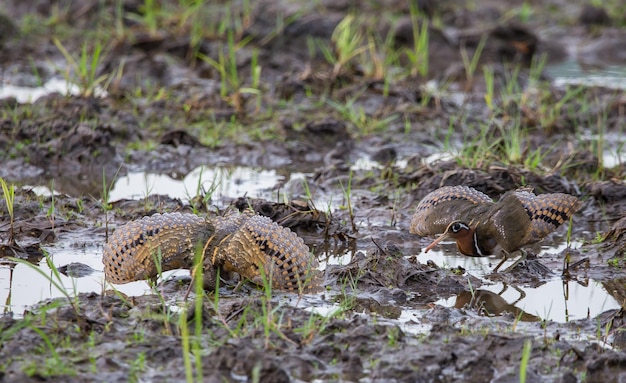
[{"left": 409, "top": 186, "right": 581, "bottom": 271}]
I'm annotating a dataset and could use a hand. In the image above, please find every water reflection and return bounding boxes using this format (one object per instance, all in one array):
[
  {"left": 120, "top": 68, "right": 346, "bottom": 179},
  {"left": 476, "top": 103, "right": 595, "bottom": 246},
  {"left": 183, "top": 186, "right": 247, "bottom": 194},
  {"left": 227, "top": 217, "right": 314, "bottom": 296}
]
[
  {"left": 1, "top": 165, "right": 286, "bottom": 315},
  {"left": 0, "top": 243, "right": 189, "bottom": 315},
  {"left": 3, "top": 161, "right": 621, "bottom": 325},
  {"left": 453, "top": 286, "right": 540, "bottom": 322},
  {"left": 0, "top": 245, "right": 104, "bottom": 315},
  {"left": 420, "top": 239, "right": 583, "bottom": 274},
  {"left": 417, "top": 238, "right": 621, "bottom": 322},
  {"left": 109, "top": 166, "right": 282, "bottom": 202},
  {"left": 1, "top": 238, "right": 620, "bottom": 324},
  {"left": 547, "top": 60, "right": 626, "bottom": 90},
  {"left": 26, "top": 165, "right": 285, "bottom": 202}
]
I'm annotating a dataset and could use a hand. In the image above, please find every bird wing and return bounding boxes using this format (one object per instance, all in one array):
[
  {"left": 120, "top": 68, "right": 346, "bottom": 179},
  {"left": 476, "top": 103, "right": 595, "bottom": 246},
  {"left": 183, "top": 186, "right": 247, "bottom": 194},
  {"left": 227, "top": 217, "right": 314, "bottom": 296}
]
[
  {"left": 410, "top": 186, "right": 493, "bottom": 236},
  {"left": 514, "top": 190, "right": 581, "bottom": 243}
]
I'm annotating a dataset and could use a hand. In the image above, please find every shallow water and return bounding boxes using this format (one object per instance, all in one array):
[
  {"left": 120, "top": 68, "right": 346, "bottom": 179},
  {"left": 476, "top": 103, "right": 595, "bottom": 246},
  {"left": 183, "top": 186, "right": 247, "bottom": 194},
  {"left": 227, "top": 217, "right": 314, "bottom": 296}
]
[
  {"left": 1, "top": 163, "right": 619, "bottom": 329},
  {"left": 422, "top": 242, "right": 621, "bottom": 323},
  {"left": 0, "top": 78, "right": 83, "bottom": 103},
  {"left": 1, "top": 223, "right": 619, "bottom": 326},
  {"left": 2, "top": 165, "right": 287, "bottom": 315},
  {"left": 434, "top": 277, "right": 618, "bottom": 323},
  {"left": 108, "top": 166, "right": 283, "bottom": 202},
  {"left": 547, "top": 60, "right": 626, "bottom": 168},
  {"left": 547, "top": 60, "right": 626, "bottom": 91}
]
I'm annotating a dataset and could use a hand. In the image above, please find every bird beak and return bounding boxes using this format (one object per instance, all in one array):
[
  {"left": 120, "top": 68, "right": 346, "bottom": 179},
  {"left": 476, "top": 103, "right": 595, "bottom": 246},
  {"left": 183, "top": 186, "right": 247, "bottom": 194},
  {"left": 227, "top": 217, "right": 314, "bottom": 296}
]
[{"left": 424, "top": 231, "right": 452, "bottom": 253}]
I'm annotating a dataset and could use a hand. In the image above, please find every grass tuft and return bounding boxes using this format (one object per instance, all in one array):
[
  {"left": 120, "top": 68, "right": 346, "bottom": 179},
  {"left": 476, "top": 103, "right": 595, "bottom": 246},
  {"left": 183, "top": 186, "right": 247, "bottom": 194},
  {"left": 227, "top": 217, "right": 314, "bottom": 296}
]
[{"left": 0, "top": 177, "right": 16, "bottom": 245}]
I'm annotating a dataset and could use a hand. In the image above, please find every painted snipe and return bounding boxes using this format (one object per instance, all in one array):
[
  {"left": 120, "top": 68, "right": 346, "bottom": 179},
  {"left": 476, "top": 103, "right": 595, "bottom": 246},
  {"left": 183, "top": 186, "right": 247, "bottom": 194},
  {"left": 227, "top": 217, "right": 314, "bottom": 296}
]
[{"left": 409, "top": 186, "right": 582, "bottom": 271}]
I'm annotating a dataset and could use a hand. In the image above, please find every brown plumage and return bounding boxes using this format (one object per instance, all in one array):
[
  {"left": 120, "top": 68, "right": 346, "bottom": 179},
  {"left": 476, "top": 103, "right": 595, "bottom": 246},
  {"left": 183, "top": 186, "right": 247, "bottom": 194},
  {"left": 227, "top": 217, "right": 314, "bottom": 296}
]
[
  {"left": 211, "top": 211, "right": 322, "bottom": 292},
  {"left": 102, "top": 211, "right": 321, "bottom": 293},
  {"left": 102, "top": 213, "right": 212, "bottom": 284},
  {"left": 410, "top": 186, "right": 581, "bottom": 270}
]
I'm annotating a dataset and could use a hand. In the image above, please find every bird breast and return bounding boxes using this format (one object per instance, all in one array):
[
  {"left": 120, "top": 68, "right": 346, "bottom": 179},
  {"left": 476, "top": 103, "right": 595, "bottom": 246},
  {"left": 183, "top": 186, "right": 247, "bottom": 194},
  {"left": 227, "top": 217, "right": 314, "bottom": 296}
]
[{"left": 475, "top": 192, "right": 533, "bottom": 253}]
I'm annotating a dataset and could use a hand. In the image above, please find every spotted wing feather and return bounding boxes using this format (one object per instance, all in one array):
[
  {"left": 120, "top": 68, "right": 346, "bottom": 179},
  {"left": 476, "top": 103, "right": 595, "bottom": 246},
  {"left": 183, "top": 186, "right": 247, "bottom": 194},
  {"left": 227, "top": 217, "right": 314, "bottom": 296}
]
[
  {"left": 103, "top": 210, "right": 322, "bottom": 293},
  {"left": 216, "top": 211, "right": 322, "bottom": 292},
  {"left": 514, "top": 190, "right": 581, "bottom": 243},
  {"left": 103, "top": 213, "right": 213, "bottom": 284},
  {"left": 410, "top": 186, "right": 493, "bottom": 236}
]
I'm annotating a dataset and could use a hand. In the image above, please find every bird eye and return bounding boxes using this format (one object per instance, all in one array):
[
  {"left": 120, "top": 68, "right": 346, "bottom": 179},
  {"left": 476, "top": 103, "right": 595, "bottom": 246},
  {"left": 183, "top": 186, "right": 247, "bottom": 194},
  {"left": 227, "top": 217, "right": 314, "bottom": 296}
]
[{"left": 451, "top": 223, "right": 462, "bottom": 232}]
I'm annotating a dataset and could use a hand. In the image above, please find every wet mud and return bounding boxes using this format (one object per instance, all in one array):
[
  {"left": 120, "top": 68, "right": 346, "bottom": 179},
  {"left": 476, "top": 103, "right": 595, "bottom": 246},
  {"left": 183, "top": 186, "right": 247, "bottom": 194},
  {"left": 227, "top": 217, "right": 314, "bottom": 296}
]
[{"left": 1, "top": 0, "right": 626, "bottom": 381}]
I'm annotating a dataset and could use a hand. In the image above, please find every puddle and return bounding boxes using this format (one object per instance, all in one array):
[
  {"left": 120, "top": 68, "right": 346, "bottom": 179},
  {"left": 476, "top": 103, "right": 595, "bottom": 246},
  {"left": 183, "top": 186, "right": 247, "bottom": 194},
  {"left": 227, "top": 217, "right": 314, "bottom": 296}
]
[
  {"left": 3, "top": 165, "right": 285, "bottom": 315},
  {"left": 547, "top": 60, "right": 626, "bottom": 90},
  {"left": 0, "top": 239, "right": 355, "bottom": 316},
  {"left": 0, "top": 77, "right": 105, "bottom": 103},
  {"left": 2, "top": 218, "right": 617, "bottom": 325},
  {"left": 104, "top": 165, "right": 346, "bottom": 214},
  {"left": 26, "top": 164, "right": 302, "bottom": 204},
  {"left": 545, "top": 61, "right": 626, "bottom": 168},
  {"left": 422, "top": 242, "right": 622, "bottom": 323},
  {"left": 318, "top": 250, "right": 355, "bottom": 271},
  {"left": 420, "top": 239, "right": 581, "bottom": 273},
  {"left": 302, "top": 299, "right": 344, "bottom": 317},
  {"left": 1, "top": 244, "right": 101, "bottom": 315},
  {"left": 1, "top": 165, "right": 316, "bottom": 316},
  {"left": 576, "top": 131, "right": 625, "bottom": 169},
  {"left": 0, "top": 239, "right": 175, "bottom": 315},
  {"left": 108, "top": 165, "right": 283, "bottom": 202},
  {"left": 394, "top": 309, "right": 432, "bottom": 335},
  {"left": 434, "top": 279, "right": 620, "bottom": 323}
]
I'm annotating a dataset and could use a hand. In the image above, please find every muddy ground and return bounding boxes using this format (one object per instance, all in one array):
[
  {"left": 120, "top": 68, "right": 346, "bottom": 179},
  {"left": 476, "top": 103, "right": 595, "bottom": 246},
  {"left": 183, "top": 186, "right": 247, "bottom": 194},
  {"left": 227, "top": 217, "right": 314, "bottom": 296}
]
[{"left": 1, "top": 0, "right": 626, "bottom": 382}]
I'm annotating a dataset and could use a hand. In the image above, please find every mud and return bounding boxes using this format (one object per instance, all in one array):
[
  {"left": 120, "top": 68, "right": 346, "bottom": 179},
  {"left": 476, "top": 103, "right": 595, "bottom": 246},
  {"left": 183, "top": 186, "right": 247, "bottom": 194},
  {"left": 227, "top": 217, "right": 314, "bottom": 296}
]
[{"left": 1, "top": 0, "right": 626, "bottom": 382}]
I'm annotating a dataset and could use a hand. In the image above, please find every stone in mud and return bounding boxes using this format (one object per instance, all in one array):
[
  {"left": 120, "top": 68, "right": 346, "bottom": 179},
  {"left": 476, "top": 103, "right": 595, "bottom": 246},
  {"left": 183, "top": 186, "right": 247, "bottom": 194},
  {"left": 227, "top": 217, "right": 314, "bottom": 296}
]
[{"left": 57, "top": 262, "right": 96, "bottom": 278}]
